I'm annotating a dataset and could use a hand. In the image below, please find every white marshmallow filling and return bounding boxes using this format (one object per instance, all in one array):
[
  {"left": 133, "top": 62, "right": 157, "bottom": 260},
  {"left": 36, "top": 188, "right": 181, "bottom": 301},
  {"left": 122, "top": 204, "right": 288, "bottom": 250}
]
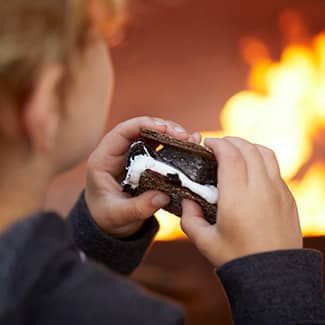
[{"left": 123, "top": 147, "right": 218, "bottom": 204}]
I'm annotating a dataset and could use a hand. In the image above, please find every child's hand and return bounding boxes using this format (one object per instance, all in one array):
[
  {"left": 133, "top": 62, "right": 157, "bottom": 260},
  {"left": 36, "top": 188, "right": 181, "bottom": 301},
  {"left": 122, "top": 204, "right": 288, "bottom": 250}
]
[
  {"left": 85, "top": 116, "right": 201, "bottom": 238},
  {"left": 181, "top": 137, "right": 303, "bottom": 268}
]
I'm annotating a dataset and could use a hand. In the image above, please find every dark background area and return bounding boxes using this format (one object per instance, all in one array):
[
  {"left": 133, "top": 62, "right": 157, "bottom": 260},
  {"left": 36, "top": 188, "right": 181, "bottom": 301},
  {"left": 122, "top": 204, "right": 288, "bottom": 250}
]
[{"left": 45, "top": 0, "right": 325, "bottom": 323}]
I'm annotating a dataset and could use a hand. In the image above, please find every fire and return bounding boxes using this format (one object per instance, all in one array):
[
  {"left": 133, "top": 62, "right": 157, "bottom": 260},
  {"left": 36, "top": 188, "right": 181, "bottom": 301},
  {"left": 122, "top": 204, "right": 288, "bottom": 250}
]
[
  {"left": 289, "top": 165, "right": 325, "bottom": 236},
  {"left": 155, "top": 11, "right": 325, "bottom": 240}
]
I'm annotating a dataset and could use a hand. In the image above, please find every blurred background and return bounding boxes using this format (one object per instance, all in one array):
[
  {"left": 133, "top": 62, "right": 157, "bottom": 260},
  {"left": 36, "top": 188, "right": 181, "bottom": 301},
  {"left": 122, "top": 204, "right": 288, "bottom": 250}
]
[{"left": 46, "top": 0, "right": 325, "bottom": 324}]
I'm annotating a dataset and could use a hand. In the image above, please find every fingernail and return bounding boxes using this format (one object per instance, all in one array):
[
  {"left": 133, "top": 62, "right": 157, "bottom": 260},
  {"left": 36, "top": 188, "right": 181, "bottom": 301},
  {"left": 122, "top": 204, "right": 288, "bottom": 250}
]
[
  {"left": 174, "top": 126, "right": 186, "bottom": 133},
  {"left": 154, "top": 118, "right": 166, "bottom": 126},
  {"left": 152, "top": 194, "right": 170, "bottom": 207},
  {"left": 192, "top": 132, "right": 201, "bottom": 142}
]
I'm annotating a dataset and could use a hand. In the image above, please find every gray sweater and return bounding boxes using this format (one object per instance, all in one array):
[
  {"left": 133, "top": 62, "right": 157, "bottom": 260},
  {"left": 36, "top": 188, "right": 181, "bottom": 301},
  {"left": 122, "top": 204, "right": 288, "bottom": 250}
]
[{"left": 0, "top": 194, "right": 324, "bottom": 324}]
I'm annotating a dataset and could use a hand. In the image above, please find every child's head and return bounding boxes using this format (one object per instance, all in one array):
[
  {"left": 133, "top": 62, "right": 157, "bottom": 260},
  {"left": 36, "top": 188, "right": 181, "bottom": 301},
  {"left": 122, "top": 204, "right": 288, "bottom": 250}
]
[{"left": 0, "top": 0, "right": 123, "bottom": 176}]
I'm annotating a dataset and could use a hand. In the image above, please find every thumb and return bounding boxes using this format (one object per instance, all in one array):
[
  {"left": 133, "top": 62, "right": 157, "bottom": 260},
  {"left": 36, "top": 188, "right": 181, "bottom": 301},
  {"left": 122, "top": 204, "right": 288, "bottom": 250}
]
[
  {"left": 117, "top": 191, "right": 170, "bottom": 223},
  {"left": 181, "top": 200, "right": 222, "bottom": 266},
  {"left": 181, "top": 199, "right": 212, "bottom": 244}
]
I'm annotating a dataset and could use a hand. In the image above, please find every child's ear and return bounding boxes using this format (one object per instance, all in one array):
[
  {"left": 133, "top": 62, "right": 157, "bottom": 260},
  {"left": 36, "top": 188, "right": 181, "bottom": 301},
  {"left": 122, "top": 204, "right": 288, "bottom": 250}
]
[{"left": 23, "top": 64, "right": 64, "bottom": 153}]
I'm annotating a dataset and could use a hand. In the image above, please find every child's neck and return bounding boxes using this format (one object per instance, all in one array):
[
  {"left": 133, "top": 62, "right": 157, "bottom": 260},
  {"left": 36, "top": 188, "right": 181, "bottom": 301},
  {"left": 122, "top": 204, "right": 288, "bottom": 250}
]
[{"left": 0, "top": 153, "right": 51, "bottom": 233}]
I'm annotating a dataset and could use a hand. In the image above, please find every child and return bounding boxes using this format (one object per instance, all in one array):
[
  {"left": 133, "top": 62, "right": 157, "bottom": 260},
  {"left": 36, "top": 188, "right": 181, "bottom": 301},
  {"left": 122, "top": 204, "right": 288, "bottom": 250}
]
[{"left": 0, "top": 1, "right": 324, "bottom": 324}]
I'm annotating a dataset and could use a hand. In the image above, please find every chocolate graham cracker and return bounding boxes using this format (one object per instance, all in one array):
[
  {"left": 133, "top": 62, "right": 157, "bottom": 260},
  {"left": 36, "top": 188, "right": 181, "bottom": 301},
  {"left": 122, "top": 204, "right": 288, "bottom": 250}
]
[
  {"left": 135, "top": 170, "right": 217, "bottom": 225},
  {"left": 141, "top": 129, "right": 216, "bottom": 161},
  {"left": 123, "top": 129, "right": 218, "bottom": 224}
]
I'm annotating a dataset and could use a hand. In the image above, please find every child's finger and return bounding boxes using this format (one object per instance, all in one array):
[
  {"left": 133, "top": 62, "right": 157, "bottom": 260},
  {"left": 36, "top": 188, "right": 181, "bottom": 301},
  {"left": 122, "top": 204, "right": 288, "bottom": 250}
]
[
  {"left": 223, "top": 137, "right": 269, "bottom": 185},
  {"left": 116, "top": 191, "right": 171, "bottom": 223},
  {"left": 189, "top": 132, "right": 202, "bottom": 144},
  {"left": 92, "top": 117, "right": 190, "bottom": 176},
  {"left": 181, "top": 200, "right": 226, "bottom": 266},
  {"left": 102, "top": 116, "right": 167, "bottom": 157},
  {"left": 181, "top": 200, "right": 212, "bottom": 244},
  {"left": 256, "top": 144, "right": 282, "bottom": 181},
  {"left": 101, "top": 117, "right": 189, "bottom": 158},
  {"left": 204, "top": 138, "right": 248, "bottom": 189},
  {"left": 160, "top": 119, "right": 189, "bottom": 140}
]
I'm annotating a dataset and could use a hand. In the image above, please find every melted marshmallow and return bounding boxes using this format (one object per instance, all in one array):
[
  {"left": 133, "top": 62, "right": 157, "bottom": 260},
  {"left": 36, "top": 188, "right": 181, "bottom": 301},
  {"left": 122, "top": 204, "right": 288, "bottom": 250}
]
[{"left": 123, "top": 152, "right": 218, "bottom": 204}]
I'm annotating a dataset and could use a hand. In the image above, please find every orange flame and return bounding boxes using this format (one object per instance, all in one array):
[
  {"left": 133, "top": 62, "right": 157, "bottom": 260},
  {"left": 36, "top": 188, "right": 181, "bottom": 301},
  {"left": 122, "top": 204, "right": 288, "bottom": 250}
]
[{"left": 155, "top": 11, "right": 325, "bottom": 240}]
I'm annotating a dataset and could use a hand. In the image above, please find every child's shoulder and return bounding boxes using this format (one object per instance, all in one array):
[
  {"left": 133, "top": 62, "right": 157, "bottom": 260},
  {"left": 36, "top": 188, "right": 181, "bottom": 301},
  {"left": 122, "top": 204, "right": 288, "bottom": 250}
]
[{"left": 0, "top": 212, "right": 73, "bottom": 314}]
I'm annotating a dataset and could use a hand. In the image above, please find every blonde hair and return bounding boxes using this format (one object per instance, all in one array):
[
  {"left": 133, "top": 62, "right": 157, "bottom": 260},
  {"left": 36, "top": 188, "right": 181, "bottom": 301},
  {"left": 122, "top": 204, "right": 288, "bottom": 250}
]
[{"left": 0, "top": 0, "right": 124, "bottom": 107}]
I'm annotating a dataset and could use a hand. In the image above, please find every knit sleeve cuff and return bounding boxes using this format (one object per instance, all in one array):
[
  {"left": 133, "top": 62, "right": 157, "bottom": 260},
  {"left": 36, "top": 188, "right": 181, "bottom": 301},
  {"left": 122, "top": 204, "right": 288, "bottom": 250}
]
[
  {"left": 68, "top": 192, "right": 159, "bottom": 275},
  {"left": 217, "top": 249, "right": 325, "bottom": 324}
]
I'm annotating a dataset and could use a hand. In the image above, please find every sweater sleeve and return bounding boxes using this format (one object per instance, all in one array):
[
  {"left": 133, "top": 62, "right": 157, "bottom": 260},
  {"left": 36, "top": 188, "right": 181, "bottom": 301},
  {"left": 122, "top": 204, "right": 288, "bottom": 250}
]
[
  {"left": 28, "top": 241, "right": 185, "bottom": 325},
  {"left": 217, "top": 249, "right": 325, "bottom": 324},
  {"left": 68, "top": 192, "right": 159, "bottom": 275}
]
